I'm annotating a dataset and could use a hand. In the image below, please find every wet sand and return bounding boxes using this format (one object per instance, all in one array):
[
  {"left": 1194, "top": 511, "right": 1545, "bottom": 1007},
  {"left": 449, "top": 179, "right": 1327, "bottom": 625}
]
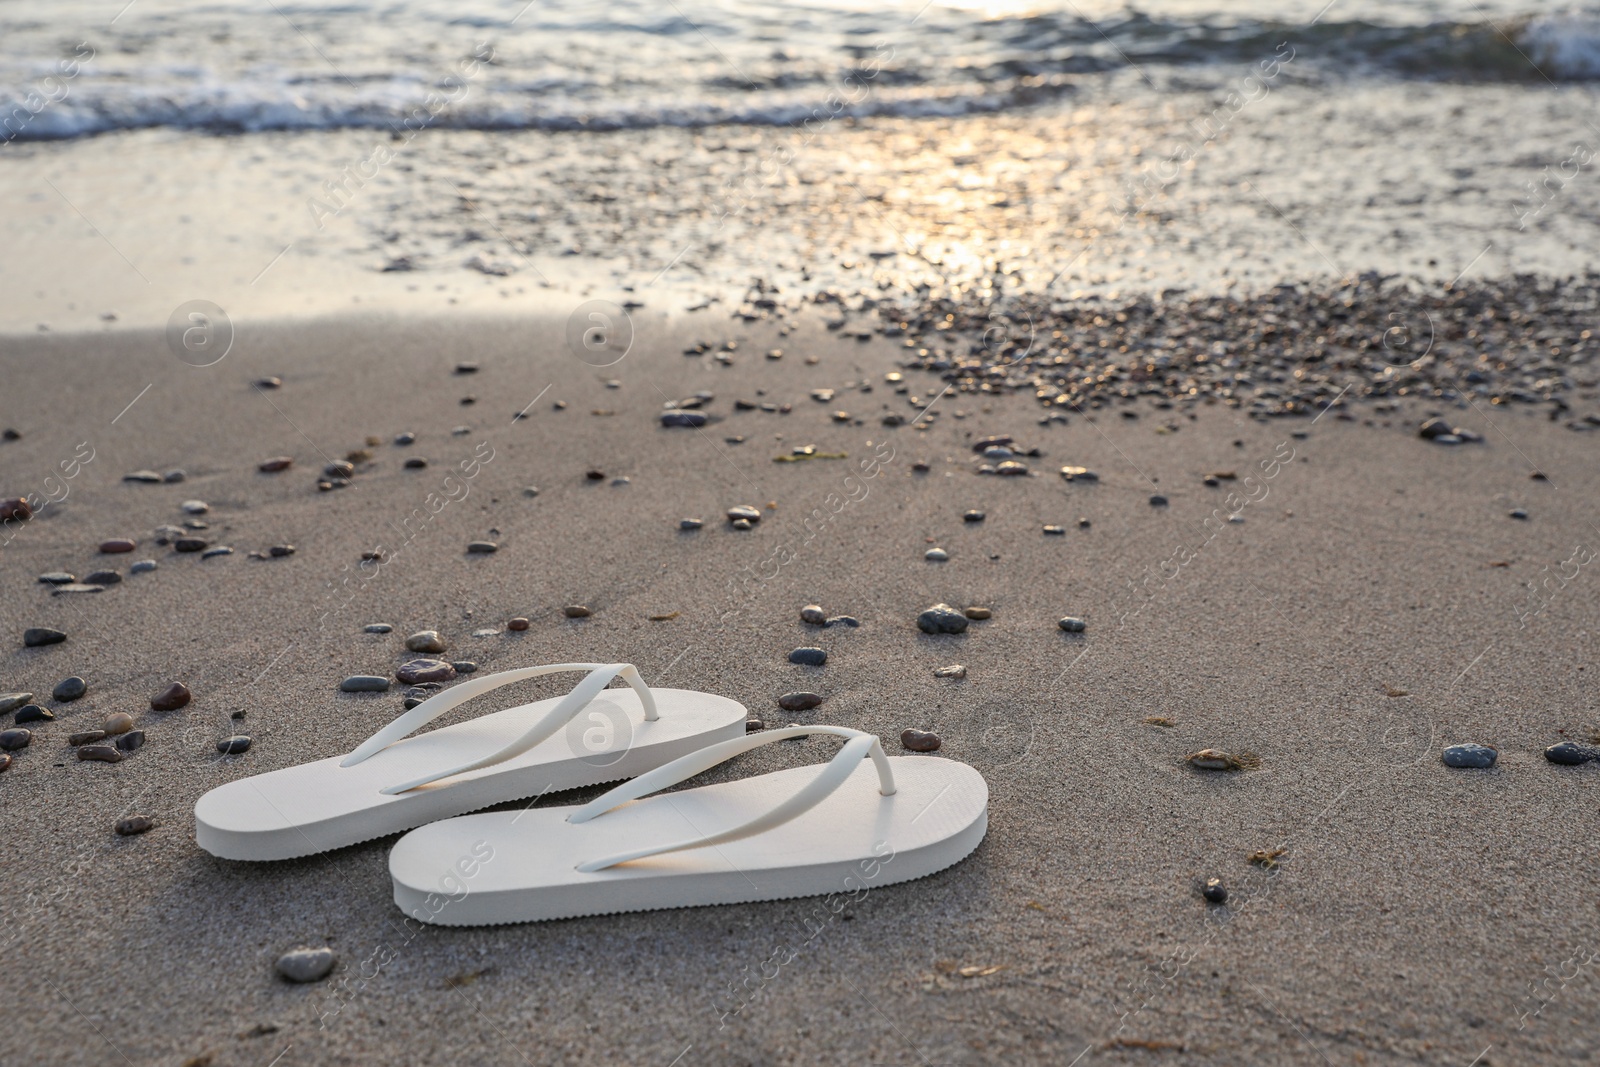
[{"left": 2, "top": 306, "right": 1598, "bottom": 1065}]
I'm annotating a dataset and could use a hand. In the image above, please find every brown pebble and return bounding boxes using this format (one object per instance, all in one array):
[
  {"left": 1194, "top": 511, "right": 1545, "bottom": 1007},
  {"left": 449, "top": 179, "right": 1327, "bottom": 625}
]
[
  {"left": 507, "top": 617, "right": 529, "bottom": 631},
  {"left": 900, "top": 728, "right": 942, "bottom": 752},
  {"left": 0, "top": 752, "right": 9, "bottom": 772},
  {"left": 77, "top": 745, "right": 123, "bottom": 763},
  {"left": 0, "top": 497, "right": 32, "bottom": 522},
  {"left": 150, "top": 682, "right": 192, "bottom": 711},
  {"left": 115, "top": 815, "right": 154, "bottom": 836},
  {"left": 68, "top": 730, "right": 108, "bottom": 746},
  {"left": 964, "top": 607, "right": 992, "bottom": 620},
  {"left": 585, "top": 470, "right": 605, "bottom": 481},
  {"left": 778, "top": 692, "right": 823, "bottom": 712},
  {"left": 99, "top": 538, "right": 137, "bottom": 553},
  {"left": 0, "top": 728, "right": 32, "bottom": 750},
  {"left": 102, "top": 713, "right": 135, "bottom": 735},
  {"left": 396, "top": 659, "right": 457, "bottom": 685},
  {"left": 563, "top": 605, "right": 592, "bottom": 618},
  {"left": 800, "top": 604, "right": 827, "bottom": 625},
  {"left": 258, "top": 456, "right": 294, "bottom": 472}
]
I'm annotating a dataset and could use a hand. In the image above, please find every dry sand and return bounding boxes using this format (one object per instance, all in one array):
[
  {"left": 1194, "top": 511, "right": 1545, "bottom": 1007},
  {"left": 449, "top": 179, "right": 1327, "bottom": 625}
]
[{"left": 2, "top": 309, "right": 1599, "bottom": 1066}]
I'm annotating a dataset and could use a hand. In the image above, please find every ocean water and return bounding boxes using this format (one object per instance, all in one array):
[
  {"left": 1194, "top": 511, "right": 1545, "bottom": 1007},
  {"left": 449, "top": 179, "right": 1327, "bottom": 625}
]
[{"left": 3, "top": 0, "right": 1599, "bottom": 140}]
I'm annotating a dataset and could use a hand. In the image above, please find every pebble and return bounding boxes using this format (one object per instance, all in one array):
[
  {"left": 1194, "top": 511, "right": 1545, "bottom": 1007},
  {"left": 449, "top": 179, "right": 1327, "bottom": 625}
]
[
  {"left": 115, "top": 815, "right": 155, "bottom": 836},
  {"left": 164, "top": 469, "right": 187, "bottom": 483},
  {"left": 150, "top": 682, "right": 192, "bottom": 711},
  {"left": 1187, "top": 749, "right": 1247, "bottom": 771},
  {"left": 23, "top": 627, "right": 67, "bottom": 647},
  {"left": 1059, "top": 466, "right": 1099, "bottom": 482},
  {"left": 405, "top": 630, "right": 447, "bottom": 653},
  {"left": 115, "top": 731, "right": 145, "bottom": 752},
  {"left": 917, "top": 604, "right": 968, "bottom": 634},
  {"left": 340, "top": 676, "right": 391, "bottom": 693},
  {"left": 900, "top": 729, "right": 942, "bottom": 752},
  {"left": 69, "top": 730, "right": 107, "bottom": 746},
  {"left": 255, "top": 376, "right": 282, "bottom": 388},
  {"left": 395, "top": 432, "right": 416, "bottom": 445},
  {"left": 996, "top": 461, "right": 1030, "bottom": 476},
  {"left": 324, "top": 460, "right": 355, "bottom": 478},
  {"left": 1544, "top": 742, "right": 1599, "bottom": 765},
  {"left": 0, "top": 693, "right": 33, "bottom": 715},
  {"left": 0, "top": 728, "right": 32, "bottom": 750},
  {"left": 925, "top": 548, "right": 949, "bottom": 562},
  {"left": 1058, "top": 616, "right": 1087, "bottom": 633},
  {"left": 964, "top": 607, "right": 992, "bottom": 620},
  {"left": 472, "top": 628, "right": 499, "bottom": 638},
  {"left": 15, "top": 705, "right": 52, "bottom": 723},
  {"left": 99, "top": 538, "right": 136, "bottom": 553},
  {"left": 397, "top": 659, "right": 456, "bottom": 684},
  {"left": 1149, "top": 494, "right": 1169, "bottom": 506},
  {"left": 466, "top": 540, "right": 498, "bottom": 553},
  {"left": 258, "top": 456, "right": 294, "bottom": 472},
  {"left": 1509, "top": 508, "right": 1529, "bottom": 520},
  {"left": 745, "top": 719, "right": 764, "bottom": 732},
  {"left": 451, "top": 661, "right": 478, "bottom": 674},
  {"left": 962, "top": 510, "right": 985, "bottom": 522},
  {"left": 1442, "top": 743, "right": 1498, "bottom": 769},
  {"left": 455, "top": 361, "right": 479, "bottom": 374},
  {"left": 1418, "top": 417, "right": 1453, "bottom": 439},
  {"left": 523, "top": 486, "right": 540, "bottom": 497},
  {"left": 276, "top": 947, "right": 337, "bottom": 984},
  {"left": 123, "top": 470, "right": 163, "bottom": 483},
  {"left": 53, "top": 676, "right": 87, "bottom": 702},
  {"left": 727, "top": 505, "right": 762, "bottom": 524},
  {"left": 84, "top": 570, "right": 121, "bottom": 585},
  {"left": 0, "top": 496, "right": 30, "bottom": 522},
  {"left": 824, "top": 616, "right": 860, "bottom": 627},
  {"left": 404, "top": 457, "right": 428, "bottom": 469},
  {"left": 1078, "top": 517, "right": 1091, "bottom": 528},
  {"left": 800, "top": 604, "right": 827, "bottom": 625},
  {"left": 507, "top": 617, "right": 529, "bottom": 631},
  {"left": 50, "top": 584, "right": 105, "bottom": 596},
  {"left": 679, "top": 518, "right": 704, "bottom": 530},
  {"left": 217, "top": 735, "right": 252, "bottom": 754},
  {"left": 1043, "top": 525, "right": 1065, "bottom": 535},
  {"left": 778, "top": 692, "right": 824, "bottom": 712},
  {"left": 180, "top": 500, "right": 210, "bottom": 515},
  {"left": 201, "top": 546, "right": 233, "bottom": 559},
  {"left": 77, "top": 745, "right": 122, "bottom": 763},
  {"left": 266, "top": 545, "right": 295, "bottom": 558},
  {"left": 130, "top": 560, "right": 158, "bottom": 574},
  {"left": 1202, "top": 878, "right": 1228, "bottom": 904},
  {"left": 174, "top": 537, "right": 208, "bottom": 552},
  {"left": 563, "top": 605, "right": 592, "bottom": 618},
  {"left": 788, "top": 647, "right": 827, "bottom": 666},
  {"left": 933, "top": 664, "right": 968, "bottom": 679},
  {"left": 37, "top": 573, "right": 75, "bottom": 585},
  {"left": 363, "top": 623, "right": 393, "bottom": 634},
  {"left": 585, "top": 470, "right": 606, "bottom": 481},
  {"left": 103, "top": 713, "right": 134, "bottom": 735},
  {"left": 153, "top": 525, "right": 185, "bottom": 544},
  {"left": 731, "top": 518, "right": 753, "bottom": 530},
  {"left": 0, "top": 752, "right": 8, "bottom": 772},
  {"left": 661, "top": 411, "right": 708, "bottom": 428}
]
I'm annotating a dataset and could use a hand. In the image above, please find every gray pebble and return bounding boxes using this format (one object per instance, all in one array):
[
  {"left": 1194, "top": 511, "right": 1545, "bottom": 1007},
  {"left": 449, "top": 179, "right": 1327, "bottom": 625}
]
[
  {"left": 963, "top": 510, "right": 985, "bottom": 523},
  {"left": 14, "top": 704, "right": 52, "bottom": 723},
  {"left": 824, "top": 615, "right": 860, "bottom": 628},
  {"left": 395, "top": 432, "right": 416, "bottom": 445},
  {"left": 51, "top": 584, "right": 106, "bottom": 596},
  {"left": 180, "top": 500, "right": 209, "bottom": 515},
  {"left": 466, "top": 541, "right": 498, "bottom": 553},
  {"left": 116, "top": 815, "right": 155, "bottom": 835},
  {"left": 174, "top": 538, "right": 208, "bottom": 553},
  {"left": 1058, "top": 616, "right": 1087, "bottom": 633},
  {"left": 37, "top": 573, "right": 75, "bottom": 585},
  {"left": 405, "top": 630, "right": 447, "bottom": 654},
  {"left": 1202, "top": 878, "right": 1228, "bottom": 904},
  {"left": 745, "top": 718, "right": 765, "bottom": 732},
  {"left": 23, "top": 627, "right": 67, "bottom": 647},
  {"left": 363, "top": 623, "right": 393, "bottom": 634},
  {"left": 123, "top": 470, "right": 163, "bottom": 483},
  {"left": 727, "top": 505, "right": 762, "bottom": 524},
  {"left": 83, "top": 569, "right": 121, "bottom": 585},
  {"left": 130, "top": 560, "right": 158, "bottom": 574},
  {"left": 164, "top": 470, "right": 186, "bottom": 483},
  {"left": 1545, "top": 742, "right": 1598, "bottom": 765},
  {"left": 217, "top": 735, "right": 252, "bottom": 755},
  {"left": 53, "top": 676, "right": 88, "bottom": 702},
  {"left": 115, "top": 730, "right": 145, "bottom": 752},
  {"left": 396, "top": 659, "right": 456, "bottom": 684},
  {"left": 523, "top": 486, "right": 540, "bottom": 497},
  {"left": 200, "top": 546, "right": 233, "bottom": 559},
  {"left": 1149, "top": 494, "right": 1169, "bottom": 506},
  {"left": 0, "top": 728, "right": 32, "bottom": 751},
  {"left": 788, "top": 647, "right": 827, "bottom": 666},
  {"left": 324, "top": 460, "right": 355, "bottom": 478},
  {"left": 1442, "top": 743, "right": 1497, "bottom": 769},
  {"left": 925, "top": 548, "right": 949, "bottom": 562},
  {"left": 0, "top": 693, "right": 33, "bottom": 715},
  {"left": 731, "top": 518, "right": 752, "bottom": 530},
  {"left": 916, "top": 604, "right": 968, "bottom": 634},
  {"left": 276, "top": 947, "right": 337, "bottom": 983},
  {"left": 933, "top": 664, "right": 967, "bottom": 679},
  {"left": 679, "top": 518, "right": 703, "bottom": 530},
  {"left": 1042, "top": 525, "right": 1065, "bottom": 535},
  {"left": 340, "top": 676, "right": 391, "bottom": 693},
  {"left": 451, "top": 661, "right": 478, "bottom": 674},
  {"left": 403, "top": 457, "right": 428, "bottom": 469},
  {"left": 1509, "top": 508, "right": 1529, "bottom": 520},
  {"left": 661, "top": 411, "right": 708, "bottom": 428}
]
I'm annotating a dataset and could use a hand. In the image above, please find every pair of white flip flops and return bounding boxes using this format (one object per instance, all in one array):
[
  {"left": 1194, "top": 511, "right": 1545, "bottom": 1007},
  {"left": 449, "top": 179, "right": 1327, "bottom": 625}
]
[{"left": 194, "top": 663, "right": 989, "bottom": 926}]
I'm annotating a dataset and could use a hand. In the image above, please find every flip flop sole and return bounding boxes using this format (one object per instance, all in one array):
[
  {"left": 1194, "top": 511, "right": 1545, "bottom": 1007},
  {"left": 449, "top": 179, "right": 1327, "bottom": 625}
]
[
  {"left": 196, "top": 688, "right": 746, "bottom": 861},
  {"left": 390, "top": 756, "right": 987, "bottom": 925}
]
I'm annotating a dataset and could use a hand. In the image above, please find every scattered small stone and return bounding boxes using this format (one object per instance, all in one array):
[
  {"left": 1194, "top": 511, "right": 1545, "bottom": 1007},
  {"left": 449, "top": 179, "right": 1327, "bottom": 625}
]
[
  {"left": 37, "top": 573, "right": 75, "bottom": 585},
  {"left": 164, "top": 470, "right": 186, "bottom": 483},
  {"left": 1249, "top": 848, "right": 1287, "bottom": 869},
  {"left": 363, "top": 623, "right": 393, "bottom": 634},
  {"left": 727, "top": 505, "right": 762, "bottom": 524},
  {"left": 1544, "top": 741, "right": 1599, "bottom": 765},
  {"left": 115, "top": 815, "right": 155, "bottom": 836},
  {"left": 150, "top": 682, "right": 192, "bottom": 711},
  {"left": 964, "top": 607, "right": 992, "bottom": 620},
  {"left": 50, "top": 583, "right": 104, "bottom": 596},
  {"left": 405, "top": 630, "right": 447, "bottom": 654},
  {"left": 800, "top": 605, "right": 827, "bottom": 625},
  {"left": 77, "top": 745, "right": 122, "bottom": 763},
  {"left": 1078, "top": 517, "right": 1091, "bottom": 528},
  {"left": 396, "top": 659, "right": 456, "bottom": 685},
  {"left": 1058, "top": 616, "right": 1087, "bottom": 633},
  {"left": 1442, "top": 743, "right": 1498, "bottom": 769},
  {"left": 563, "top": 605, "right": 593, "bottom": 618},
  {"left": 99, "top": 538, "right": 136, "bottom": 553},
  {"left": 1509, "top": 508, "right": 1529, "bottom": 520},
  {"left": 269, "top": 545, "right": 295, "bottom": 557},
  {"left": 255, "top": 376, "right": 282, "bottom": 389},
  {"left": 455, "top": 361, "right": 479, "bottom": 375},
  {"left": 507, "top": 617, "right": 529, "bottom": 631},
  {"left": 276, "top": 948, "right": 337, "bottom": 984},
  {"left": 395, "top": 432, "right": 417, "bottom": 445},
  {"left": 174, "top": 537, "right": 208, "bottom": 552},
  {"left": 925, "top": 548, "right": 949, "bottom": 562},
  {"left": 1042, "top": 525, "right": 1065, "bottom": 535},
  {"left": 1202, "top": 878, "right": 1228, "bottom": 904},
  {"left": 340, "top": 676, "right": 391, "bottom": 693},
  {"left": 1, "top": 428, "right": 17, "bottom": 440},
  {"left": 153, "top": 525, "right": 185, "bottom": 545},
  {"left": 1149, "top": 494, "right": 1169, "bottom": 506},
  {"left": 788, "top": 647, "right": 827, "bottom": 666},
  {"left": 68, "top": 730, "right": 107, "bottom": 746},
  {"left": 217, "top": 736, "right": 252, "bottom": 755},
  {"left": 1144, "top": 716, "right": 1176, "bottom": 727},
  {"left": 679, "top": 518, "right": 703, "bottom": 530},
  {"left": 0, "top": 496, "right": 31, "bottom": 522},
  {"left": 115, "top": 731, "right": 145, "bottom": 752},
  {"left": 53, "top": 676, "right": 87, "bottom": 702},
  {"left": 746, "top": 719, "right": 765, "bottom": 732},
  {"left": 23, "top": 627, "right": 67, "bottom": 647},
  {"left": 472, "top": 628, "right": 500, "bottom": 637},
  {"left": 259, "top": 456, "right": 293, "bottom": 472},
  {"left": 452, "top": 426, "right": 471, "bottom": 435},
  {"left": 917, "top": 604, "right": 968, "bottom": 634},
  {"left": 778, "top": 692, "right": 823, "bottom": 712},
  {"left": 0, "top": 728, "right": 32, "bottom": 750},
  {"left": 824, "top": 616, "right": 860, "bottom": 627},
  {"left": 451, "top": 661, "right": 479, "bottom": 674},
  {"left": 962, "top": 510, "right": 985, "bottom": 523},
  {"left": 102, "top": 713, "right": 134, "bottom": 735},
  {"left": 933, "top": 664, "right": 967, "bottom": 679},
  {"left": 1418, "top": 417, "right": 1453, "bottom": 440},
  {"left": 1059, "top": 466, "right": 1099, "bottom": 482},
  {"left": 661, "top": 411, "right": 708, "bottom": 428},
  {"left": 123, "top": 470, "right": 163, "bottom": 483},
  {"left": 900, "top": 729, "right": 942, "bottom": 752},
  {"left": 324, "top": 460, "right": 355, "bottom": 478},
  {"left": 15, "top": 705, "right": 51, "bottom": 723},
  {"left": 180, "top": 500, "right": 210, "bottom": 515},
  {"left": 0, "top": 693, "right": 33, "bottom": 715},
  {"left": 130, "top": 560, "right": 158, "bottom": 574},
  {"left": 1187, "top": 749, "right": 1256, "bottom": 771},
  {"left": 84, "top": 569, "right": 121, "bottom": 585},
  {"left": 466, "top": 541, "right": 498, "bottom": 554}
]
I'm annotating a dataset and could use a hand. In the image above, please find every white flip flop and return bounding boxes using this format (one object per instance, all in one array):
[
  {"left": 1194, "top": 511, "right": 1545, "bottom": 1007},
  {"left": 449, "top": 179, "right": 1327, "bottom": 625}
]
[
  {"left": 195, "top": 663, "right": 746, "bottom": 861},
  {"left": 389, "top": 726, "right": 988, "bottom": 926}
]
